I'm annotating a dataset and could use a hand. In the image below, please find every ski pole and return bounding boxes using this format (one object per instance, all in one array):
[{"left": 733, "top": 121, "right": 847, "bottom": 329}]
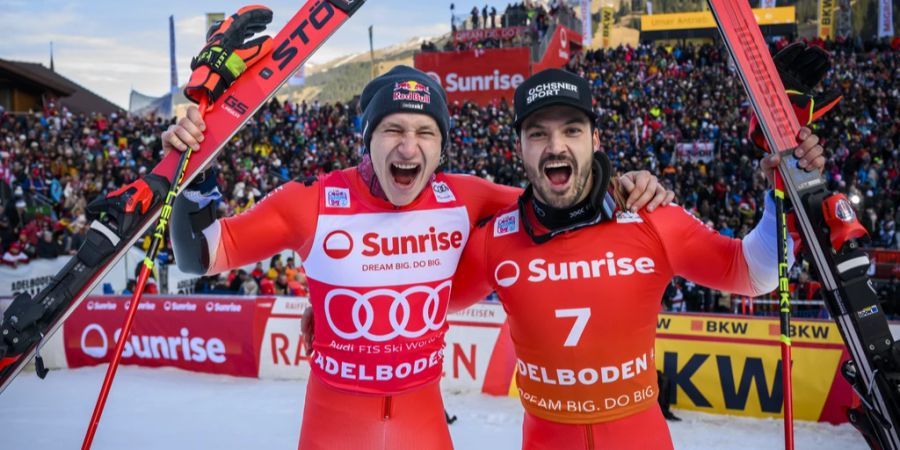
[
  {"left": 81, "top": 97, "right": 209, "bottom": 450},
  {"left": 774, "top": 166, "right": 795, "bottom": 450}
]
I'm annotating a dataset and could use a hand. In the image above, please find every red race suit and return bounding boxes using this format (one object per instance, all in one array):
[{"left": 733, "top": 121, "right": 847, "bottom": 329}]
[
  {"left": 450, "top": 193, "right": 789, "bottom": 449},
  {"left": 188, "top": 166, "right": 519, "bottom": 449}
]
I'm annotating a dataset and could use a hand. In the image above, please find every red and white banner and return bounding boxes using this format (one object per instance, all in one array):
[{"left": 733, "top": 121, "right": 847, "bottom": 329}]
[
  {"left": 414, "top": 47, "right": 530, "bottom": 105},
  {"left": 29, "top": 295, "right": 881, "bottom": 423},
  {"left": 532, "top": 25, "right": 583, "bottom": 74},
  {"left": 56, "top": 295, "right": 507, "bottom": 387},
  {"left": 453, "top": 26, "right": 529, "bottom": 43},
  {"left": 674, "top": 141, "right": 715, "bottom": 163},
  {"left": 63, "top": 296, "right": 261, "bottom": 377}
]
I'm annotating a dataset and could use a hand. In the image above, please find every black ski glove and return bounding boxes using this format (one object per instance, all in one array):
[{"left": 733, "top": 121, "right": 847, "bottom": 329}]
[{"left": 749, "top": 42, "right": 843, "bottom": 150}]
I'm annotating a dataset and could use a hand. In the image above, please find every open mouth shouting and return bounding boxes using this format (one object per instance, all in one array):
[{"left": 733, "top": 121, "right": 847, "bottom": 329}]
[
  {"left": 542, "top": 159, "right": 574, "bottom": 192},
  {"left": 390, "top": 161, "right": 422, "bottom": 188}
]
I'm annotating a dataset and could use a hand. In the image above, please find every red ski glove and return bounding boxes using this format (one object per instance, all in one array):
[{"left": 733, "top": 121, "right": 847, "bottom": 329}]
[{"left": 184, "top": 5, "right": 274, "bottom": 107}]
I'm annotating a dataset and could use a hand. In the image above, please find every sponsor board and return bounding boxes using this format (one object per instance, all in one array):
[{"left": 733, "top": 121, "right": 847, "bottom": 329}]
[
  {"left": 51, "top": 296, "right": 857, "bottom": 423},
  {"left": 654, "top": 313, "right": 852, "bottom": 423},
  {"left": 63, "top": 296, "right": 259, "bottom": 377},
  {"left": 532, "top": 25, "right": 583, "bottom": 74},
  {"left": 414, "top": 47, "right": 530, "bottom": 105},
  {"left": 453, "top": 26, "right": 529, "bottom": 43},
  {"left": 640, "top": 7, "right": 796, "bottom": 31}
]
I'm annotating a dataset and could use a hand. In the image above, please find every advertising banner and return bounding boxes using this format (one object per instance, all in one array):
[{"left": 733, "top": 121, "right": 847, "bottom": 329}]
[
  {"left": 532, "top": 25, "right": 583, "bottom": 74},
  {"left": 601, "top": 7, "right": 615, "bottom": 48},
  {"left": 674, "top": 141, "right": 715, "bottom": 163},
  {"left": 655, "top": 313, "right": 853, "bottom": 423},
  {"left": 414, "top": 47, "right": 530, "bottom": 105},
  {"left": 640, "top": 7, "right": 796, "bottom": 31},
  {"left": 818, "top": 0, "right": 836, "bottom": 40},
  {"left": 453, "top": 26, "right": 529, "bottom": 43},
  {"left": 63, "top": 296, "right": 261, "bottom": 377},
  {"left": 52, "top": 295, "right": 859, "bottom": 424}
]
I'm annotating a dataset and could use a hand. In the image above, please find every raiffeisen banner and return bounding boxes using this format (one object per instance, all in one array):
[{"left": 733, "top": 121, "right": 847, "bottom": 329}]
[{"left": 414, "top": 47, "right": 530, "bottom": 106}]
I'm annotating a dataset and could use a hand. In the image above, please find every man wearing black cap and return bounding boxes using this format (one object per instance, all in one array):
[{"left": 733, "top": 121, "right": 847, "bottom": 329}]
[
  {"left": 161, "top": 65, "right": 673, "bottom": 449},
  {"left": 448, "top": 68, "right": 826, "bottom": 449}
]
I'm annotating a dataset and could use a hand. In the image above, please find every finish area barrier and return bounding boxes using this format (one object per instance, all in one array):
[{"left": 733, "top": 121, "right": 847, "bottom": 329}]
[{"left": 30, "top": 297, "right": 857, "bottom": 424}]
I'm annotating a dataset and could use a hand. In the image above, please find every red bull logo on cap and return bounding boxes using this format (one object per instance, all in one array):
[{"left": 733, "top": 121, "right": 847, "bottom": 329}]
[{"left": 393, "top": 80, "right": 432, "bottom": 104}]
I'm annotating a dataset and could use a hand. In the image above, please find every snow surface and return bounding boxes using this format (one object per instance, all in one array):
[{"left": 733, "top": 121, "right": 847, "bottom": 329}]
[{"left": 0, "top": 366, "right": 868, "bottom": 450}]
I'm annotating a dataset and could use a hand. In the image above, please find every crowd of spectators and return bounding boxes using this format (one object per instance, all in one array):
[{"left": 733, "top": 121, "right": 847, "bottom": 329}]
[
  {"left": 195, "top": 254, "right": 309, "bottom": 297},
  {"left": 437, "top": 2, "right": 559, "bottom": 52},
  {"left": 1, "top": 37, "right": 896, "bottom": 309}
]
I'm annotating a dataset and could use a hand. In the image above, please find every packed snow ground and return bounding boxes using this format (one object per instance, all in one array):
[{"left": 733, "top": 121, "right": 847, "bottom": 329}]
[{"left": 0, "top": 366, "right": 867, "bottom": 449}]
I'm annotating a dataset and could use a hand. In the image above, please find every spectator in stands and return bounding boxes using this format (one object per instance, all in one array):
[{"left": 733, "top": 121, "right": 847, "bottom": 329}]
[
  {"left": 35, "top": 230, "right": 61, "bottom": 259},
  {"left": 229, "top": 269, "right": 248, "bottom": 293},
  {"left": 663, "top": 280, "right": 686, "bottom": 312},
  {"left": 268, "top": 257, "right": 284, "bottom": 280},
  {"left": 123, "top": 279, "right": 136, "bottom": 295},
  {"left": 1, "top": 35, "right": 896, "bottom": 319},
  {"left": 793, "top": 271, "right": 822, "bottom": 301},
  {"left": 275, "top": 273, "right": 290, "bottom": 295},
  {"left": 251, "top": 262, "right": 265, "bottom": 282},
  {"left": 193, "top": 276, "right": 214, "bottom": 294},
  {"left": 259, "top": 276, "right": 276, "bottom": 295},
  {"left": 0, "top": 205, "right": 11, "bottom": 249},
  {"left": 289, "top": 271, "right": 309, "bottom": 297},
  {"left": 241, "top": 273, "right": 259, "bottom": 296},
  {"left": 2, "top": 242, "right": 28, "bottom": 267},
  {"left": 285, "top": 257, "right": 298, "bottom": 281}
]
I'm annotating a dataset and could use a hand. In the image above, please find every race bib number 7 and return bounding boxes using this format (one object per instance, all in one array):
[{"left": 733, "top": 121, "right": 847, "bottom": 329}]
[{"left": 555, "top": 308, "right": 591, "bottom": 347}]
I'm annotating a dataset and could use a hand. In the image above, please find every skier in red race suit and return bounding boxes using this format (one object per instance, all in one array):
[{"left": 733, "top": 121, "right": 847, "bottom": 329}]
[
  {"left": 162, "top": 64, "right": 674, "bottom": 449},
  {"left": 448, "top": 68, "right": 827, "bottom": 449}
]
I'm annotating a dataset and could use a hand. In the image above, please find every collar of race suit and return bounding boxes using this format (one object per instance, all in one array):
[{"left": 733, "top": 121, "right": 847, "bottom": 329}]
[{"left": 357, "top": 153, "right": 389, "bottom": 201}]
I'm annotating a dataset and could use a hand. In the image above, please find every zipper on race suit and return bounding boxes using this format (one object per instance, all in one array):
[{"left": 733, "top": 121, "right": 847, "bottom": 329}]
[
  {"left": 584, "top": 424, "right": 595, "bottom": 450},
  {"left": 382, "top": 395, "right": 393, "bottom": 420}
]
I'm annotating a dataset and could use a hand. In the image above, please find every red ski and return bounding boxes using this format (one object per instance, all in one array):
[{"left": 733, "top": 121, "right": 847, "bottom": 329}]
[
  {"left": 707, "top": 1, "right": 900, "bottom": 449},
  {"left": 0, "top": 0, "right": 365, "bottom": 396}
]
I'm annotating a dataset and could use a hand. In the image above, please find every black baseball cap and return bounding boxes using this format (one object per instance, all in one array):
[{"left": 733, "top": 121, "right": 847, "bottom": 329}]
[{"left": 513, "top": 68, "right": 596, "bottom": 132}]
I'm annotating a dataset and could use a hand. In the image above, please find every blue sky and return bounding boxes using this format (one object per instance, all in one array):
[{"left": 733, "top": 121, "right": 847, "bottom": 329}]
[{"left": 0, "top": 0, "right": 514, "bottom": 108}]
